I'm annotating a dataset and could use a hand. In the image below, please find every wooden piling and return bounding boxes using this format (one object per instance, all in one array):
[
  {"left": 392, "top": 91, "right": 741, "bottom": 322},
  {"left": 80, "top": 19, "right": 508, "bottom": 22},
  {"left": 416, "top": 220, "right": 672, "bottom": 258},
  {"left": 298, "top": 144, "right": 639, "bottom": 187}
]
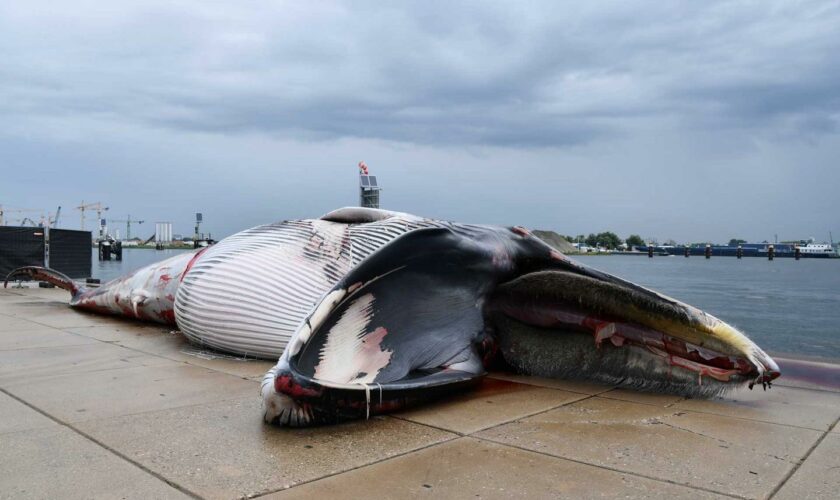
[
  {"left": 795, "top": 246, "right": 801, "bottom": 260},
  {"left": 705, "top": 244, "right": 711, "bottom": 259},
  {"left": 684, "top": 246, "right": 690, "bottom": 258},
  {"left": 648, "top": 245, "right": 653, "bottom": 258},
  {"left": 737, "top": 245, "right": 743, "bottom": 259},
  {"left": 768, "top": 244, "right": 775, "bottom": 261}
]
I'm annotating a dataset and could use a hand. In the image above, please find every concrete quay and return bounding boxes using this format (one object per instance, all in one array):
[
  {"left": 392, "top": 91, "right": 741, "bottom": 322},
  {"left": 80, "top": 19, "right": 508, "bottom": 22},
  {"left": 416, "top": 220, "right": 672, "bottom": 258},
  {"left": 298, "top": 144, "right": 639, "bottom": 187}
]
[{"left": 1, "top": 286, "right": 838, "bottom": 499}]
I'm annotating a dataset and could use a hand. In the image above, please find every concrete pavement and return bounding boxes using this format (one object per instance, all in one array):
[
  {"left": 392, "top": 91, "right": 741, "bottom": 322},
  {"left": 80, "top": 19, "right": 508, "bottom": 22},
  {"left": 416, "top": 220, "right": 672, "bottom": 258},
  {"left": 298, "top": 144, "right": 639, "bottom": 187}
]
[{"left": 1, "top": 286, "right": 838, "bottom": 499}]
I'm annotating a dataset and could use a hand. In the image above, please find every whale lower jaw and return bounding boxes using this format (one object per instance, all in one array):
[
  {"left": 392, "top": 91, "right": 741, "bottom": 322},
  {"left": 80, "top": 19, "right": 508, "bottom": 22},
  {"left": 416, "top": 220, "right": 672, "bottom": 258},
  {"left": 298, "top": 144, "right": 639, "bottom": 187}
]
[
  {"left": 494, "top": 314, "right": 755, "bottom": 398},
  {"left": 261, "top": 365, "right": 315, "bottom": 426}
]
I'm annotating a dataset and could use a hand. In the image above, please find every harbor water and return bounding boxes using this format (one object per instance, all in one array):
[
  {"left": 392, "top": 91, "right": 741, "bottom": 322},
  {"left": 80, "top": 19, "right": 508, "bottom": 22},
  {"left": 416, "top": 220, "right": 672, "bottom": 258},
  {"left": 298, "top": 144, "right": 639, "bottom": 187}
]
[
  {"left": 92, "top": 249, "right": 840, "bottom": 362},
  {"left": 576, "top": 255, "right": 840, "bottom": 362},
  {"left": 92, "top": 248, "right": 194, "bottom": 283}
]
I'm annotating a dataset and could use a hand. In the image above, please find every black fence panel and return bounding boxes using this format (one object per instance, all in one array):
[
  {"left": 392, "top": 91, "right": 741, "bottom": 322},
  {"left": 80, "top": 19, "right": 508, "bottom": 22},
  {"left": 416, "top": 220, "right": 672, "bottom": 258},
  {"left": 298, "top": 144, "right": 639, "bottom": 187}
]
[
  {"left": 0, "top": 226, "right": 45, "bottom": 277},
  {"left": 50, "top": 229, "right": 91, "bottom": 279}
]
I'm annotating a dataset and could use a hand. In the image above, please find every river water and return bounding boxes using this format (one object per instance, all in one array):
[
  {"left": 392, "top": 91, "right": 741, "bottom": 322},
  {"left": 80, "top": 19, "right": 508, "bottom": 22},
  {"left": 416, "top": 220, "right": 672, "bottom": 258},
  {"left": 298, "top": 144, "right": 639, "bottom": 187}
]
[
  {"left": 92, "top": 249, "right": 840, "bottom": 362},
  {"left": 92, "top": 248, "right": 194, "bottom": 284},
  {"left": 576, "top": 255, "right": 840, "bottom": 362}
]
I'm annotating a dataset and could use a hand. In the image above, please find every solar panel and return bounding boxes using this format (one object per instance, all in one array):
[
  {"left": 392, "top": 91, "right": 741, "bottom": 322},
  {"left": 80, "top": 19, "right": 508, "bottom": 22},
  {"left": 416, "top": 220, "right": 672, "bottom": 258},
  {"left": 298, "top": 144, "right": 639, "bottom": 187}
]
[
  {"left": 360, "top": 175, "right": 370, "bottom": 187},
  {"left": 369, "top": 176, "right": 377, "bottom": 187}
]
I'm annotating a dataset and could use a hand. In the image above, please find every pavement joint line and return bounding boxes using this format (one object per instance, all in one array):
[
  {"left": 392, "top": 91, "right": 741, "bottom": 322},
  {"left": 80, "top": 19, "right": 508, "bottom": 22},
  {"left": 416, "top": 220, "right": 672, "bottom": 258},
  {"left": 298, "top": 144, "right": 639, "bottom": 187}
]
[
  {"left": 1, "top": 315, "right": 262, "bottom": 384},
  {"left": 0, "top": 315, "right": 109, "bottom": 331},
  {"left": 771, "top": 382, "right": 840, "bottom": 395},
  {"left": 469, "top": 393, "right": 832, "bottom": 499},
  {"left": 0, "top": 312, "right": 68, "bottom": 331},
  {"left": 588, "top": 391, "right": 840, "bottom": 433},
  {"left": 596, "top": 391, "right": 687, "bottom": 408},
  {"left": 0, "top": 362, "right": 162, "bottom": 386},
  {"left": 389, "top": 390, "right": 597, "bottom": 437},
  {"left": 248, "top": 423, "right": 462, "bottom": 499},
  {"left": 0, "top": 345, "right": 96, "bottom": 352},
  {"left": 0, "top": 385, "right": 205, "bottom": 500},
  {"left": 52, "top": 322, "right": 270, "bottom": 382},
  {"left": 767, "top": 414, "right": 840, "bottom": 499},
  {"left": 486, "top": 374, "right": 617, "bottom": 395},
  {"left": 470, "top": 435, "right": 749, "bottom": 500},
  {"left": 387, "top": 415, "right": 467, "bottom": 437},
  {"left": 584, "top": 394, "right": 837, "bottom": 436},
  {"left": 659, "top": 404, "right": 840, "bottom": 433},
  {"left": 249, "top": 390, "right": 604, "bottom": 498},
  {"left": 51, "top": 393, "right": 259, "bottom": 426}
]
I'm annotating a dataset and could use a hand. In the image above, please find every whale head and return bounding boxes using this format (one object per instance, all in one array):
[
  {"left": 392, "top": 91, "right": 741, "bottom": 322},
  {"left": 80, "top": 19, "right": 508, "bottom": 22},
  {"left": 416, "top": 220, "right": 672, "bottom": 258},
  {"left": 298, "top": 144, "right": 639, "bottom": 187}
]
[{"left": 263, "top": 224, "right": 780, "bottom": 426}]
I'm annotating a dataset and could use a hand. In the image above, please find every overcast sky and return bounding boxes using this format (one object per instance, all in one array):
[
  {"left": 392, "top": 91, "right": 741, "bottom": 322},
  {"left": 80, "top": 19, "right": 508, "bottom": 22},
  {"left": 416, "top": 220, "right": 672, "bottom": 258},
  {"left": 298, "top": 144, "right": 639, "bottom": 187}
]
[{"left": 2, "top": 1, "right": 839, "bottom": 243}]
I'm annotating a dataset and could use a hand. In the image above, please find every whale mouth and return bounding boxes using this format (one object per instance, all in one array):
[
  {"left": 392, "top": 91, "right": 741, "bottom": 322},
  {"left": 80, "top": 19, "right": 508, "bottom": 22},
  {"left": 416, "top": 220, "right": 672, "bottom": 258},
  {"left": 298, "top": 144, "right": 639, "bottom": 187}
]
[
  {"left": 489, "top": 270, "right": 780, "bottom": 394},
  {"left": 262, "top": 227, "right": 781, "bottom": 427}
]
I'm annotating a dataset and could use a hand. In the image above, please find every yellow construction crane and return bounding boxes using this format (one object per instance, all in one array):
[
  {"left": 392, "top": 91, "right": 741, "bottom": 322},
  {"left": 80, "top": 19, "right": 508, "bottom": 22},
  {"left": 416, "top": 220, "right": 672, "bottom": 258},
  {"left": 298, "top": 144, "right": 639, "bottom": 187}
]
[
  {"left": 0, "top": 205, "right": 44, "bottom": 226},
  {"left": 109, "top": 215, "right": 145, "bottom": 240},
  {"left": 76, "top": 201, "right": 109, "bottom": 237}
]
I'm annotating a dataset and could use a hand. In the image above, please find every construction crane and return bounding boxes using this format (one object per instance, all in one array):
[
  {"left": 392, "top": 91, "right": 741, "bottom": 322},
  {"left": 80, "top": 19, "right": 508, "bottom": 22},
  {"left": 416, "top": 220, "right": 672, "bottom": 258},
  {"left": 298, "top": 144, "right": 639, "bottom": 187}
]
[
  {"left": 109, "top": 215, "right": 145, "bottom": 240},
  {"left": 48, "top": 206, "right": 62, "bottom": 228},
  {"left": 76, "top": 201, "right": 108, "bottom": 238},
  {"left": 0, "top": 205, "right": 43, "bottom": 226}
]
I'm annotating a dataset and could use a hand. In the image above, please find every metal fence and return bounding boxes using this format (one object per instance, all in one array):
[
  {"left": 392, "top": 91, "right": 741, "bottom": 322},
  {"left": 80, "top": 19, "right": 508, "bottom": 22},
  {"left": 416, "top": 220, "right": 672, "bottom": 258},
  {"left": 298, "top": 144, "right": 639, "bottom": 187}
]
[{"left": 0, "top": 226, "right": 91, "bottom": 279}]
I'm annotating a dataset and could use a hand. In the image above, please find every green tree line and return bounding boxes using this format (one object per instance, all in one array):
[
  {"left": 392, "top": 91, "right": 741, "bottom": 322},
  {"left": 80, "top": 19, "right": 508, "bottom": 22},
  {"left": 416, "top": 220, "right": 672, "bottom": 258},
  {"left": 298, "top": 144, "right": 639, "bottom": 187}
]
[{"left": 562, "top": 232, "right": 647, "bottom": 250}]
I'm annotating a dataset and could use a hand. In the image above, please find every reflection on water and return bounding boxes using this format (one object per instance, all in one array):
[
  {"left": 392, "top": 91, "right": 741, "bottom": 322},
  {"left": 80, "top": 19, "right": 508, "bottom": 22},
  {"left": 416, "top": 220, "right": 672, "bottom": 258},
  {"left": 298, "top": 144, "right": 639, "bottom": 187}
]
[
  {"left": 92, "top": 248, "right": 194, "bottom": 283},
  {"left": 576, "top": 255, "right": 840, "bottom": 362},
  {"left": 93, "top": 249, "right": 840, "bottom": 361}
]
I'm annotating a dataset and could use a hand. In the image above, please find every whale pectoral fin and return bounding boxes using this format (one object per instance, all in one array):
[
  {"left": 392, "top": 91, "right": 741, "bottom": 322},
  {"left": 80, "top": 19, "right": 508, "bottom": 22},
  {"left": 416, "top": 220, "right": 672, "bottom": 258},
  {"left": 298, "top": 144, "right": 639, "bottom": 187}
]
[
  {"left": 297, "top": 227, "right": 490, "bottom": 384},
  {"left": 296, "top": 273, "right": 487, "bottom": 386},
  {"left": 274, "top": 228, "right": 494, "bottom": 424}
]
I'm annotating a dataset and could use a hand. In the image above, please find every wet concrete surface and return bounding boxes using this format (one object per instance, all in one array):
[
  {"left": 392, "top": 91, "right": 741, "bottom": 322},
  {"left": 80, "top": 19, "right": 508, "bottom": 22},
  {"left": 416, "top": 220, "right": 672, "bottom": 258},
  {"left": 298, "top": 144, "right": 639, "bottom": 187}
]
[{"left": 1, "top": 286, "right": 838, "bottom": 499}]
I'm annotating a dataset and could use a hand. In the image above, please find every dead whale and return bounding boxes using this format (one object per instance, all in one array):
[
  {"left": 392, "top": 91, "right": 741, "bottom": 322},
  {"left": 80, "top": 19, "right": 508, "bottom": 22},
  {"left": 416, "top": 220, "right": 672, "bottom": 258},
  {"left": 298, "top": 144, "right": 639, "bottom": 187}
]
[{"left": 5, "top": 207, "right": 780, "bottom": 426}]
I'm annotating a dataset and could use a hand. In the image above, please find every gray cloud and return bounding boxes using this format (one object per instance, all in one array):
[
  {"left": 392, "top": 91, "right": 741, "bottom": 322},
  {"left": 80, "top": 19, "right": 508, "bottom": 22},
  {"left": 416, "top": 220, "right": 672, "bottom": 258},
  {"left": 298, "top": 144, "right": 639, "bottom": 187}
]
[
  {"left": 1, "top": 1, "right": 839, "bottom": 243},
  {"left": 3, "top": 1, "right": 838, "bottom": 147}
]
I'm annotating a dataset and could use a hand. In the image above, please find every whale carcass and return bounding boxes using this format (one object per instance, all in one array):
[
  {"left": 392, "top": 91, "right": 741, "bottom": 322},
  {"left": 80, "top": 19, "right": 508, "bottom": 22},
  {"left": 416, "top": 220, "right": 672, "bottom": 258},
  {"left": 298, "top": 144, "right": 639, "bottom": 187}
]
[{"left": 5, "top": 207, "right": 781, "bottom": 426}]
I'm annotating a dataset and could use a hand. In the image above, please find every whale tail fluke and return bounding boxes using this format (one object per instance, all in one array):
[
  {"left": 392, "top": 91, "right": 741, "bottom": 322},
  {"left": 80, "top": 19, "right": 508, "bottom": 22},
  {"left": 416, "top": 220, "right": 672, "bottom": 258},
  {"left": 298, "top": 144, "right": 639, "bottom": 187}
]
[{"left": 4, "top": 266, "right": 85, "bottom": 297}]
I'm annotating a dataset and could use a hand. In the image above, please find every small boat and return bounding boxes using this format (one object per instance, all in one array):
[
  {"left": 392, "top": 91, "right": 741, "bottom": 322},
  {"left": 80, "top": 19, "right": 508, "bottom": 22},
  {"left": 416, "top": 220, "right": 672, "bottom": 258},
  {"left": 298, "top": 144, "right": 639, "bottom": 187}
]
[{"left": 795, "top": 243, "right": 837, "bottom": 256}]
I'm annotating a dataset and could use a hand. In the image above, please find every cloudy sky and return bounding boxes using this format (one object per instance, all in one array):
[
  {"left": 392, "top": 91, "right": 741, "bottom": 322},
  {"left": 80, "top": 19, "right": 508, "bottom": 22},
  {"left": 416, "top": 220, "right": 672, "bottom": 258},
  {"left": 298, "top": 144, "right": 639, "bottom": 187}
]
[{"left": 2, "top": 1, "right": 839, "bottom": 243}]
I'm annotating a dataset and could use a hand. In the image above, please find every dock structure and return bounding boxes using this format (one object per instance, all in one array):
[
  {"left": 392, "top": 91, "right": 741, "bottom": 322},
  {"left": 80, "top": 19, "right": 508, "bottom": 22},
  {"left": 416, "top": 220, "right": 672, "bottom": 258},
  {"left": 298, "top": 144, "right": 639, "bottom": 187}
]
[
  {"left": 2, "top": 286, "right": 839, "bottom": 498},
  {"left": 646, "top": 243, "right": 839, "bottom": 259},
  {"left": 358, "top": 161, "right": 381, "bottom": 209}
]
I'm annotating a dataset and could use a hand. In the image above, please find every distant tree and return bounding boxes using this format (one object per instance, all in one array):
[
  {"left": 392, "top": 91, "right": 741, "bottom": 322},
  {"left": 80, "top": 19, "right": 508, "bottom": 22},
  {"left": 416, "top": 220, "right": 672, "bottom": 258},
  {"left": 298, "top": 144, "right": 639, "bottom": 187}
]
[
  {"left": 585, "top": 233, "right": 598, "bottom": 247},
  {"left": 575, "top": 234, "right": 585, "bottom": 243},
  {"left": 597, "top": 231, "right": 622, "bottom": 249},
  {"left": 728, "top": 238, "right": 747, "bottom": 246},
  {"left": 625, "top": 234, "right": 645, "bottom": 247}
]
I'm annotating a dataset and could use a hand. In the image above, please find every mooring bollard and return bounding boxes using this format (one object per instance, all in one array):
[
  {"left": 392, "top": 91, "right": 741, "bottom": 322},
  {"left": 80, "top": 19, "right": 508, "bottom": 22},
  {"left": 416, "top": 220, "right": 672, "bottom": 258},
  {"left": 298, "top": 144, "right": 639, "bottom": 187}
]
[
  {"left": 648, "top": 245, "right": 653, "bottom": 258},
  {"left": 705, "top": 244, "right": 711, "bottom": 259},
  {"left": 98, "top": 241, "right": 110, "bottom": 261},
  {"left": 684, "top": 246, "right": 690, "bottom": 258},
  {"left": 768, "top": 244, "right": 775, "bottom": 261},
  {"left": 795, "top": 246, "right": 801, "bottom": 260},
  {"left": 737, "top": 245, "right": 743, "bottom": 259}
]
